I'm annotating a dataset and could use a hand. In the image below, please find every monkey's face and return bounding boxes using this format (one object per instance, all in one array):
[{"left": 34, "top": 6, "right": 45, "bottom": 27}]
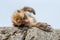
[{"left": 12, "top": 10, "right": 24, "bottom": 26}]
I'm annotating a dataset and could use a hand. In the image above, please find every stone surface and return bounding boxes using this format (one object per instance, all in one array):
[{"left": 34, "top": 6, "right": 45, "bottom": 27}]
[{"left": 0, "top": 27, "right": 60, "bottom": 40}]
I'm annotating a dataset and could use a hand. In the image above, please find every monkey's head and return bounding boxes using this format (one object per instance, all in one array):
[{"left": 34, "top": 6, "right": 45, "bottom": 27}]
[
  {"left": 12, "top": 10, "right": 25, "bottom": 27},
  {"left": 22, "top": 6, "right": 36, "bottom": 15}
]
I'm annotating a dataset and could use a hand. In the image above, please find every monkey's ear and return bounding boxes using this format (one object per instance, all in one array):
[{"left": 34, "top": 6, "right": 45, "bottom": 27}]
[{"left": 17, "top": 10, "right": 20, "bottom": 13}]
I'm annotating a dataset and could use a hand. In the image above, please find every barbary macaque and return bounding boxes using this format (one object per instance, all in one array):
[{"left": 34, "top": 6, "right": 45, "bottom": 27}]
[{"left": 12, "top": 6, "right": 52, "bottom": 31}]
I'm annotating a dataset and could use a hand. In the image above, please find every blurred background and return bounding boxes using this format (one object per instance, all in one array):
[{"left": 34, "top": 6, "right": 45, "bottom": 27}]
[{"left": 0, "top": 0, "right": 60, "bottom": 29}]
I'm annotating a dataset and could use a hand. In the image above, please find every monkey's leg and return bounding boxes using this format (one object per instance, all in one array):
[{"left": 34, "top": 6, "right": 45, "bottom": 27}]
[{"left": 32, "top": 22, "right": 52, "bottom": 31}]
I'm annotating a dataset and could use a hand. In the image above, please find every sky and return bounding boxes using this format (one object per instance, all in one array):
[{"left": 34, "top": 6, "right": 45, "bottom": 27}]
[{"left": 0, "top": 0, "right": 60, "bottom": 29}]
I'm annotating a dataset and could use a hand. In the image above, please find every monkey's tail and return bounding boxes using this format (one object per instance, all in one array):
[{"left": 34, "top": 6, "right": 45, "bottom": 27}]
[{"left": 22, "top": 6, "right": 36, "bottom": 15}]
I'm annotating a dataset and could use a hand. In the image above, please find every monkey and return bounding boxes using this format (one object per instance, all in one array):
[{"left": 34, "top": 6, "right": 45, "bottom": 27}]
[
  {"left": 12, "top": 6, "right": 52, "bottom": 31},
  {"left": 12, "top": 6, "right": 36, "bottom": 27}
]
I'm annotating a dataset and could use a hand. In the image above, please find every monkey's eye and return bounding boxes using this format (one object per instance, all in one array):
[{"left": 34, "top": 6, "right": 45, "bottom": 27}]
[{"left": 17, "top": 10, "right": 20, "bottom": 13}]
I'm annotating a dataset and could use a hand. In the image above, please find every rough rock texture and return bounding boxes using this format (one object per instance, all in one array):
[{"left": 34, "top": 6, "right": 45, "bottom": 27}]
[{"left": 0, "top": 27, "right": 60, "bottom": 40}]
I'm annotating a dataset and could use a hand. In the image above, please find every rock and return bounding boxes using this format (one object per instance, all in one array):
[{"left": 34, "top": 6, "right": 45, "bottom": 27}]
[{"left": 0, "top": 27, "right": 60, "bottom": 40}]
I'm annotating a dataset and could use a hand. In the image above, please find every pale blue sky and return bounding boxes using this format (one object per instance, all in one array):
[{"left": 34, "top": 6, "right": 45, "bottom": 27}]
[{"left": 0, "top": 0, "right": 60, "bottom": 29}]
